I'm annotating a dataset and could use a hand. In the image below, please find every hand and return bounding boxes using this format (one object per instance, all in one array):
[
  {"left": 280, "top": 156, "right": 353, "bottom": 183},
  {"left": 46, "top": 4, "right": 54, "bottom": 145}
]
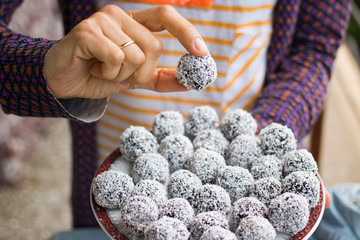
[
  {"left": 325, "top": 188, "right": 332, "bottom": 209},
  {"left": 44, "top": 5, "right": 208, "bottom": 99}
]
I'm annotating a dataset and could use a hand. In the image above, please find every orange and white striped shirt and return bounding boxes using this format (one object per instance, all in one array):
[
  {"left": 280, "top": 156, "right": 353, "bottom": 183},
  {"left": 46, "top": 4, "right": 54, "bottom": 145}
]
[{"left": 96, "top": 0, "right": 277, "bottom": 161}]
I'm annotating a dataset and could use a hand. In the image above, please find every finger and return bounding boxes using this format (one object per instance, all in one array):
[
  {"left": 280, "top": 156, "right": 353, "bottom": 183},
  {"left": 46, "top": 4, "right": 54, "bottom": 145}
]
[{"left": 324, "top": 188, "right": 332, "bottom": 209}]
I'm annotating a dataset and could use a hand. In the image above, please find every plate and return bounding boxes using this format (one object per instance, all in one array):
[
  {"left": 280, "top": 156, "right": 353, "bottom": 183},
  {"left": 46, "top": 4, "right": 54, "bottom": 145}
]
[{"left": 90, "top": 148, "right": 325, "bottom": 240}]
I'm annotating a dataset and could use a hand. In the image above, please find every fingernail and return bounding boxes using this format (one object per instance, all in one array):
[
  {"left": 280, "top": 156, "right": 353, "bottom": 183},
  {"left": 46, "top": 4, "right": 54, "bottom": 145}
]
[{"left": 194, "top": 36, "right": 208, "bottom": 53}]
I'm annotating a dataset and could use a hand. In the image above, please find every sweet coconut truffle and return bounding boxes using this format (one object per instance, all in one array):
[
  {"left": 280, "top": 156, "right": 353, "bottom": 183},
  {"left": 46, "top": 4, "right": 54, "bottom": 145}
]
[
  {"left": 92, "top": 170, "right": 134, "bottom": 209},
  {"left": 159, "top": 198, "right": 194, "bottom": 228},
  {"left": 282, "top": 171, "right": 320, "bottom": 208},
  {"left": 152, "top": 111, "right": 185, "bottom": 142},
  {"left": 189, "top": 211, "right": 229, "bottom": 240},
  {"left": 283, "top": 149, "right": 318, "bottom": 176},
  {"left": 268, "top": 192, "right": 309, "bottom": 236},
  {"left": 119, "top": 126, "right": 158, "bottom": 162},
  {"left": 200, "top": 227, "right": 237, "bottom": 240},
  {"left": 216, "top": 165, "right": 254, "bottom": 202},
  {"left": 131, "top": 179, "right": 168, "bottom": 207},
  {"left": 235, "top": 216, "right": 276, "bottom": 240},
  {"left": 193, "top": 129, "right": 229, "bottom": 157},
  {"left": 250, "top": 155, "right": 283, "bottom": 180},
  {"left": 119, "top": 195, "right": 159, "bottom": 236},
  {"left": 192, "top": 184, "right": 231, "bottom": 215},
  {"left": 158, "top": 134, "right": 193, "bottom": 173},
  {"left": 220, "top": 108, "right": 257, "bottom": 141},
  {"left": 144, "top": 216, "right": 190, "bottom": 240},
  {"left": 185, "top": 106, "right": 219, "bottom": 138},
  {"left": 168, "top": 169, "right": 202, "bottom": 203},
  {"left": 249, "top": 177, "right": 282, "bottom": 206},
  {"left": 187, "top": 148, "right": 226, "bottom": 184},
  {"left": 259, "top": 123, "right": 297, "bottom": 158},
  {"left": 132, "top": 153, "right": 169, "bottom": 185},
  {"left": 177, "top": 53, "right": 217, "bottom": 91}
]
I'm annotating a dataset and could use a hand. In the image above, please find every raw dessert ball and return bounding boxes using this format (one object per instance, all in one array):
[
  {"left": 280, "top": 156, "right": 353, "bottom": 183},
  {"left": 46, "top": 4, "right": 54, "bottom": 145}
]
[
  {"left": 268, "top": 192, "right": 309, "bottom": 235},
  {"left": 193, "top": 129, "right": 229, "bottom": 157},
  {"left": 187, "top": 148, "right": 226, "bottom": 184},
  {"left": 229, "top": 197, "right": 267, "bottom": 231},
  {"left": 158, "top": 134, "right": 193, "bottom": 173},
  {"left": 249, "top": 177, "right": 282, "bottom": 206},
  {"left": 235, "top": 216, "right": 276, "bottom": 240},
  {"left": 192, "top": 184, "right": 231, "bottom": 215},
  {"left": 131, "top": 179, "right": 168, "bottom": 207},
  {"left": 119, "top": 126, "right": 158, "bottom": 162},
  {"left": 250, "top": 155, "right": 283, "bottom": 180},
  {"left": 189, "top": 211, "right": 229, "bottom": 240},
  {"left": 168, "top": 169, "right": 202, "bottom": 203},
  {"left": 119, "top": 195, "right": 159, "bottom": 236},
  {"left": 132, "top": 153, "right": 169, "bottom": 185},
  {"left": 216, "top": 165, "right": 254, "bottom": 202},
  {"left": 283, "top": 149, "right": 318, "bottom": 176},
  {"left": 159, "top": 198, "right": 194, "bottom": 228},
  {"left": 282, "top": 171, "right": 320, "bottom": 208},
  {"left": 144, "top": 216, "right": 190, "bottom": 240},
  {"left": 259, "top": 123, "right": 297, "bottom": 158},
  {"left": 185, "top": 105, "right": 219, "bottom": 138},
  {"left": 177, "top": 53, "right": 217, "bottom": 91},
  {"left": 200, "top": 227, "right": 237, "bottom": 240},
  {"left": 152, "top": 111, "right": 185, "bottom": 142},
  {"left": 220, "top": 108, "right": 257, "bottom": 141},
  {"left": 92, "top": 170, "right": 134, "bottom": 209},
  {"left": 225, "top": 135, "right": 262, "bottom": 169}
]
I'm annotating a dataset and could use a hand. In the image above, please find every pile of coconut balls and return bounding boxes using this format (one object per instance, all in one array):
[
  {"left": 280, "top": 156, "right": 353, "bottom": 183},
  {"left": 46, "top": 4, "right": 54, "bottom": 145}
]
[{"left": 92, "top": 106, "right": 321, "bottom": 240}]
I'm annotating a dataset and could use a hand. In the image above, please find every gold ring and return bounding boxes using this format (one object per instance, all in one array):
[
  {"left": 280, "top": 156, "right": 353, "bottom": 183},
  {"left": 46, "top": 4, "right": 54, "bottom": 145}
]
[{"left": 119, "top": 40, "right": 135, "bottom": 49}]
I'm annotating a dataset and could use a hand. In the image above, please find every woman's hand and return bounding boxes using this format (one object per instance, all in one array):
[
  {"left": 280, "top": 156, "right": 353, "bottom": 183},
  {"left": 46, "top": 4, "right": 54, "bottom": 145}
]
[{"left": 44, "top": 5, "right": 208, "bottom": 99}]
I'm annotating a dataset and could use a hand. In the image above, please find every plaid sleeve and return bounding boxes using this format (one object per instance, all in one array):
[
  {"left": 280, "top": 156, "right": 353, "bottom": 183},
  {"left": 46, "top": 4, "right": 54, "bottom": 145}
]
[{"left": 251, "top": 0, "right": 351, "bottom": 140}]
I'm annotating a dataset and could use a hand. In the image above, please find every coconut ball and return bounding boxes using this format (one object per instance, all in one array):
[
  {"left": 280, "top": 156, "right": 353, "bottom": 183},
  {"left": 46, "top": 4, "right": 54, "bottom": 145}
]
[
  {"left": 283, "top": 149, "right": 318, "bottom": 176},
  {"left": 168, "top": 169, "right": 202, "bottom": 203},
  {"left": 282, "top": 171, "right": 320, "bottom": 208},
  {"left": 185, "top": 106, "right": 219, "bottom": 138},
  {"left": 152, "top": 111, "right": 185, "bottom": 142},
  {"left": 144, "top": 216, "right": 190, "bottom": 240},
  {"left": 249, "top": 177, "right": 282, "bottom": 206},
  {"left": 119, "top": 195, "right": 159, "bottom": 236},
  {"left": 268, "top": 192, "right": 309, "bottom": 236},
  {"left": 192, "top": 184, "right": 231, "bottom": 215},
  {"left": 193, "top": 129, "right": 229, "bottom": 157},
  {"left": 200, "top": 227, "right": 237, "bottom": 240},
  {"left": 258, "top": 123, "right": 297, "bottom": 158},
  {"left": 131, "top": 179, "right": 168, "bottom": 207},
  {"left": 187, "top": 148, "right": 226, "bottom": 184},
  {"left": 250, "top": 155, "right": 283, "bottom": 180},
  {"left": 158, "top": 134, "right": 193, "bottom": 173},
  {"left": 119, "top": 126, "right": 158, "bottom": 162},
  {"left": 132, "top": 153, "right": 169, "bottom": 185},
  {"left": 159, "top": 198, "right": 194, "bottom": 228},
  {"left": 225, "top": 135, "right": 262, "bottom": 169},
  {"left": 216, "top": 165, "right": 254, "bottom": 202},
  {"left": 177, "top": 53, "right": 217, "bottom": 91},
  {"left": 235, "top": 216, "right": 276, "bottom": 240},
  {"left": 189, "top": 211, "right": 229, "bottom": 240},
  {"left": 220, "top": 108, "right": 257, "bottom": 141}
]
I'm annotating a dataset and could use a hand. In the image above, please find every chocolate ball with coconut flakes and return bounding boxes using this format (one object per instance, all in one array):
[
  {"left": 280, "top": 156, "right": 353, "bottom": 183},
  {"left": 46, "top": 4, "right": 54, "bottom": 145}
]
[
  {"left": 168, "top": 169, "right": 202, "bottom": 203},
  {"left": 200, "top": 227, "right": 237, "bottom": 240},
  {"left": 132, "top": 153, "right": 169, "bottom": 185},
  {"left": 189, "top": 211, "right": 229, "bottom": 240},
  {"left": 249, "top": 177, "right": 282, "bottom": 207},
  {"left": 250, "top": 155, "right": 283, "bottom": 180},
  {"left": 185, "top": 105, "right": 219, "bottom": 138},
  {"left": 235, "top": 216, "right": 276, "bottom": 240},
  {"left": 152, "top": 111, "right": 185, "bottom": 143},
  {"left": 131, "top": 179, "right": 168, "bottom": 207},
  {"left": 283, "top": 149, "right": 318, "bottom": 176},
  {"left": 193, "top": 129, "right": 229, "bottom": 157},
  {"left": 159, "top": 198, "right": 194, "bottom": 228},
  {"left": 144, "top": 216, "right": 190, "bottom": 240}
]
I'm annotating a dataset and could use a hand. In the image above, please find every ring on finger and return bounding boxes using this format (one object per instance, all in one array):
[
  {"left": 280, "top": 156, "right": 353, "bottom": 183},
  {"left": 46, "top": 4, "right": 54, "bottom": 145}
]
[{"left": 119, "top": 40, "right": 135, "bottom": 49}]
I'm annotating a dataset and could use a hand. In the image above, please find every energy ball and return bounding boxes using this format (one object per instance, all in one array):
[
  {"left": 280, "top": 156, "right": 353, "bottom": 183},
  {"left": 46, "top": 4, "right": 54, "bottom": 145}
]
[
  {"left": 177, "top": 53, "right": 217, "bottom": 91},
  {"left": 131, "top": 179, "right": 168, "bottom": 207},
  {"left": 192, "top": 184, "right": 231, "bottom": 215},
  {"left": 283, "top": 149, "right": 318, "bottom": 176},
  {"left": 158, "top": 134, "right": 193, "bottom": 173},
  {"left": 132, "top": 153, "right": 169, "bottom": 185},
  {"left": 187, "top": 148, "right": 226, "bottom": 184},
  {"left": 259, "top": 123, "right": 297, "bottom": 158},
  {"left": 168, "top": 169, "right": 202, "bottom": 203},
  {"left": 216, "top": 165, "right": 254, "bottom": 202},
  {"left": 282, "top": 171, "right": 320, "bottom": 208},
  {"left": 152, "top": 111, "right": 185, "bottom": 142},
  {"left": 119, "top": 126, "right": 158, "bottom": 162},
  {"left": 144, "top": 216, "right": 190, "bottom": 240},
  {"left": 119, "top": 195, "right": 159, "bottom": 236},
  {"left": 189, "top": 211, "right": 229, "bottom": 240},
  {"left": 193, "top": 129, "right": 229, "bottom": 157},
  {"left": 249, "top": 177, "right": 282, "bottom": 206},
  {"left": 268, "top": 192, "right": 309, "bottom": 235},
  {"left": 92, "top": 170, "right": 134, "bottom": 209},
  {"left": 159, "top": 198, "right": 194, "bottom": 228},
  {"left": 200, "top": 227, "right": 237, "bottom": 240},
  {"left": 235, "top": 216, "right": 276, "bottom": 240},
  {"left": 220, "top": 108, "right": 257, "bottom": 141},
  {"left": 185, "top": 106, "right": 219, "bottom": 138},
  {"left": 250, "top": 155, "right": 283, "bottom": 180}
]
